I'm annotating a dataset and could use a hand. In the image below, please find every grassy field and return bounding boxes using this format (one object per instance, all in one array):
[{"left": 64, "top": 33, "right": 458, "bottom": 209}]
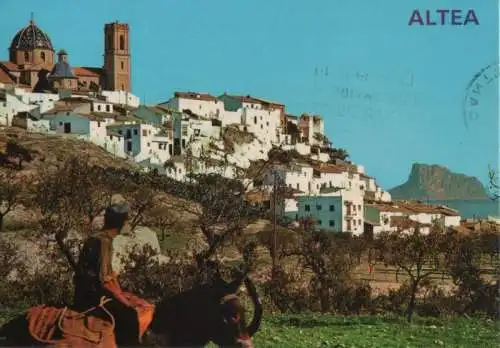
[
  {"left": 1, "top": 309, "right": 498, "bottom": 348},
  {"left": 247, "top": 314, "right": 499, "bottom": 348}
]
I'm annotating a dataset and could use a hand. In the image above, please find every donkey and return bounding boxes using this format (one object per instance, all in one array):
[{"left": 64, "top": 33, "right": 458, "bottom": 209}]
[{"left": 0, "top": 273, "right": 262, "bottom": 347}]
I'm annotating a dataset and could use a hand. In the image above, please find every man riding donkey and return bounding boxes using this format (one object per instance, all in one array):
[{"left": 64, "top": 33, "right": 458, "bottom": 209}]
[{"left": 73, "top": 204, "right": 155, "bottom": 346}]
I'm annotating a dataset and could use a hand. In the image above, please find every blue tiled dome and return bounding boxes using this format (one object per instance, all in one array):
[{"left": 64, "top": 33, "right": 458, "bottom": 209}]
[
  {"left": 10, "top": 20, "right": 54, "bottom": 51},
  {"left": 50, "top": 50, "right": 76, "bottom": 79}
]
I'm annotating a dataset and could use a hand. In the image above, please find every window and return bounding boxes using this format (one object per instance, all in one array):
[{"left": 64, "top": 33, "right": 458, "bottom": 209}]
[
  {"left": 121, "top": 61, "right": 124, "bottom": 70},
  {"left": 142, "top": 130, "right": 147, "bottom": 136},
  {"left": 305, "top": 204, "right": 310, "bottom": 212},
  {"left": 97, "top": 121, "right": 101, "bottom": 127},
  {"left": 358, "top": 204, "right": 361, "bottom": 210},
  {"left": 296, "top": 183, "right": 299, "bottom": 190},
  {"left": 329, "top": 220, "right": 335, "bottom": 227},
  {"left": 118, "top": 130, "right": 123, "bottom": 135},
  {"left": 59, "top": 121, "right": 63, "bottom": 126},
  {"left": 147, "top": 143, "right": 150, "bottom": 147},
  {"left": 97, "top": 105, "right": 102, "bottom": 111},
  {"left": 316, "top": 204, "right": 322, "bottom": 210},
  {"left": 318, "top": 220, "right": 322, "bottom": 225},
  {"left": 121, "top": 84, "right": 124, "bottom": 91},
  {"left": 119, "top": 35, "right": 125, "bottom": 50},
  {"left": 133, "top": 129, "right": 138, "bottom": 135},
  {"left": 182, "top": 139, "right": 186, "bottom": 148},
  {"left": 358, "top": 219, "right": 362, "bottom": 225},
  {"left": 40, "top": 52, "right": 45, "bottom": 62},
  {"left": 254, "top": 116, "right": 257, "bottom": 124},
  {"left": 106, "top": 105, "right": 110, "bottom": 112},
  {"left": 329, "top": 205, "right": 335, "bottom": 212},
  {"left": 329, "top": 181, "right": 332, "bottom": 187},
  {"left": 24, "top": 52, "right": 29, "bottom": 62}
]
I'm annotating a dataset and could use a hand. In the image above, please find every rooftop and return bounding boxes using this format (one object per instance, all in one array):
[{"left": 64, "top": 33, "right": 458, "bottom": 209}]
[
  {"left": 174, "top": 91, "right": 217, "bottom": 102},
  {"left": 221, "top": 94, "right": 284, "bottom": 107}
]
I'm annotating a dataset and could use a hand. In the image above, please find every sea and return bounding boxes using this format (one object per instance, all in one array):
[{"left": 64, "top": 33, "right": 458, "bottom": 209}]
[{"left": 427, "top": 199, "right": 500, "bottom": 219}]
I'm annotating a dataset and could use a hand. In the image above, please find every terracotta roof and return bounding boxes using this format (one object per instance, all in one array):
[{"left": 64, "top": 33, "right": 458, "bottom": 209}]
[
  {"left": 73, "top": 66, "right": 103, "bottom": 77},
  {"left": 0, "top": 61, "right": 22, "bottom": 72},
  {"left": 390, "top": 216, "right": 431, "bottom": 229},
  {"left": 366, "top": 203, "right": 413, "bottom": 213},
  {"left": 0, "top": 68, "right": 14, "bottom": 84},
  {"left": 225, "top": 94, "right": 284, "bottom": 107},
  {"left": 174, "top": 91, "right": 217, "bottom": 102},
  {"left": 286, "top": 114, "right": 298, "bottom": 119},
  {"left": 435, "top": 206, "right": 460, "bottom": 216}
]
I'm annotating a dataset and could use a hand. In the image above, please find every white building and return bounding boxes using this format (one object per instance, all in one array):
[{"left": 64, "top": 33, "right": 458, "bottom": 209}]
[
  {"left": 0, "top": 89, "right": 39, "bottom": 126},
  {"left": 364, "top": 202, "right": 461, "bottom": 235},
  {"left": 218, "top": 94, "right": 284, "bottom": 144},
  {"left": 106, "top": 121, "right": 160, "bottom": 162},
  {"left": 263, "top": 164, "right": 313, "bottom": 193},
  {"left": 163, "top": 92, "right": 224, "bottom": 119},
  {"left": 101, "top": 90, "right": 140, "bottom": 108}
]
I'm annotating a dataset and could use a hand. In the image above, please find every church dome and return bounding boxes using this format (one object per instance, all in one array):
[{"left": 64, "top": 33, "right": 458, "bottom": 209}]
[{"left": 10, "top": 20, "right": 54, "bottom": 51}]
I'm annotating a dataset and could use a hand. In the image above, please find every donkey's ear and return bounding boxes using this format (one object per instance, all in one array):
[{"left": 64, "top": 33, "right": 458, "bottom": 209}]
[
  {"left": 225, "top": 277, "right": 244, "bottom": 294},
  {"left": 225, "top": 264, "right": 249, "bottom": 293}
]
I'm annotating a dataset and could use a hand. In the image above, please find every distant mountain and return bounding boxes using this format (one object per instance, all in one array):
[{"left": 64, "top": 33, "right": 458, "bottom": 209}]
[{"left": 389, "top": 163, "right": 488, "bottom": 200}]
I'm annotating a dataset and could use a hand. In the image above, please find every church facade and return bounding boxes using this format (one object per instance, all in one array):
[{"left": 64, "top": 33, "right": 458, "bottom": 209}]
[{"left": 0, "top": 18, "right": 131, "bottom": 93}]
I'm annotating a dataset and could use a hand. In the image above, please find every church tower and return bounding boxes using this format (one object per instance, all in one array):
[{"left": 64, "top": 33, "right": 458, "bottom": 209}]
[{"left": 103, "top": 21, "right": 131, "bottom": 92}]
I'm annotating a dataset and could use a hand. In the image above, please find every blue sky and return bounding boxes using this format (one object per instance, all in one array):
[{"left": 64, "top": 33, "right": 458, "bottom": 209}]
[{"left": 1, "top": 0, "right": 498, "bottom": 189}]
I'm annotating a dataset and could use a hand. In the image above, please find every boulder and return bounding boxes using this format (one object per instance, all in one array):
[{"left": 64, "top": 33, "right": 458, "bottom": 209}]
[{"left": 112, "top": 225, "right": 162, "bottom": 274}]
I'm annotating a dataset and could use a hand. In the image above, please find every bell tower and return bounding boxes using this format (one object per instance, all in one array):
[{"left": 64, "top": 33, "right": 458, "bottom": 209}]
[{"left": 103, "top": 21, "right": 131, "bottom": 92}]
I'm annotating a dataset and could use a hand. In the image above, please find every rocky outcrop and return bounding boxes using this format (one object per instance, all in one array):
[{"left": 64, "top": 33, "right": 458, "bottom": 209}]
[
  {"left": 3, "top": 225, "right": 165, "bottom": 280},
  {"left": 389, "top": 163, "right": 488, "bottom": 200}
]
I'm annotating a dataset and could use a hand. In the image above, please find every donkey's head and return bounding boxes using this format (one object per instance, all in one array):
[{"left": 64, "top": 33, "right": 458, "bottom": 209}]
[
  {"left": 209, "top": 273, "right": 262, "bottom": 348},
  {"left": 151, "top": 265, "right": 262, "bottom": 347}
]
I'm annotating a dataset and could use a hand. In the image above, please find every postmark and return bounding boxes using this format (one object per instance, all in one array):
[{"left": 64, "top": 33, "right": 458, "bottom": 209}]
[{"left": 463, "top": 62, "right": 499, "bottom": 129}]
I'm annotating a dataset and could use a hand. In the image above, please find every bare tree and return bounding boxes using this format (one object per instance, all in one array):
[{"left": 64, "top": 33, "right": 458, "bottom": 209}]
[
  {"left": 6, "top": 140, "right": 34, "bottom": 170},
  {"left": 178, "top": 173, "right": 261, "bottom": 266},
  {"left": 377, "top": 225, "right": 446, "bottom": 323},
  {"left": 0, "top": 169, "right": 28, "bottom": 231}
]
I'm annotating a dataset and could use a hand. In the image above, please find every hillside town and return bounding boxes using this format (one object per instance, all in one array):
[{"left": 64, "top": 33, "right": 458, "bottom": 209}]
[{"left": 0, "top": 18, "right": 474, "bottom": 237}]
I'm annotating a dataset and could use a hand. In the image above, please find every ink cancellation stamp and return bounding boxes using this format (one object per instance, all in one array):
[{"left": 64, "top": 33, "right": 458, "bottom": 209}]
[{"left": 463, "top": 62, "right": 499, "bottom": 129}]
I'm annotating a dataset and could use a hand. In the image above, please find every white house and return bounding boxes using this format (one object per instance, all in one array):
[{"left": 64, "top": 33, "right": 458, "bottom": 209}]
[
  {"left": 0, "top": 90, "right": 38, "bottom": 126},
  {"left": 106, "top": 122, "right": 160, "bottom": 162},
  {"left": 364, "top": 202, "right": 461, "bottom": 235},
  {"left": 218, "top": 94, "right": 284, "bottom": 144},
  {"left": 101, "top": 90, "right": 140, "bottom": 108},
  {"left": 263, "top": 164, "right": 313, "bottom": 193},
  {"left": 149, "top": 135, "right": 172, "bottom": 165},
  {"left": 13, "top": 90, "right": 59, "bottom": 114},
  {"left": 163, "top": 92, "right": 224, "bottom": 119},
  {"left": 104, "top": 130, "right": 126, "bottom": 158}
]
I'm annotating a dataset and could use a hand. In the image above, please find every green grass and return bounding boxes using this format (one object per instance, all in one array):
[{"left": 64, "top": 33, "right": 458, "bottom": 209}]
[
  {"left": 248, "top": 315, "right": 500, "bottom": 348},
  {"left": 2, "top": 309, "right": 498, "bottom": 347}
]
